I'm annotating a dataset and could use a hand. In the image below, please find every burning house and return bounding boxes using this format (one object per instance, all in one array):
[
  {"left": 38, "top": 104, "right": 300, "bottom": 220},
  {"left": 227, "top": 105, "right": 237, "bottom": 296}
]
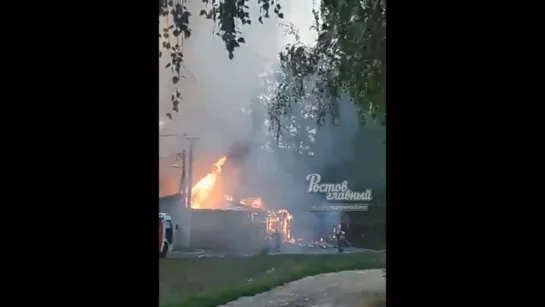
[
  {"left": 190, "top": 208, "right": 266, "bottom": 251},
  {"left": 159, "top": 155, "right": 293, "bottom": 252}
]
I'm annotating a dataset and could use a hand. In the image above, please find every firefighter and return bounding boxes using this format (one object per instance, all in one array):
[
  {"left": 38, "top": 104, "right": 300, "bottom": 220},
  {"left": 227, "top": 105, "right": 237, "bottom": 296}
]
[{"left": 336, "top": 224, "right": 344, "bottom": 253}]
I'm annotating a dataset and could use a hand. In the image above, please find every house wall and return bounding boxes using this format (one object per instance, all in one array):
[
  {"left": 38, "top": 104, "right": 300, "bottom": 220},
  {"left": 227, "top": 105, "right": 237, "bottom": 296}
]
[
  {"left": 160, "top": 195, "right": 266, "bottom": 251},
  {"left": 190, "top": 209, "right": 266, "bottom": 252}
]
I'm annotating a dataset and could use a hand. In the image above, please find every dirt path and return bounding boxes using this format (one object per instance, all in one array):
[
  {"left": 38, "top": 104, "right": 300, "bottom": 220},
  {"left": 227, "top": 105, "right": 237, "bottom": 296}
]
[{"left": 218, "top": 269, "right": 386, "bottom": 307}]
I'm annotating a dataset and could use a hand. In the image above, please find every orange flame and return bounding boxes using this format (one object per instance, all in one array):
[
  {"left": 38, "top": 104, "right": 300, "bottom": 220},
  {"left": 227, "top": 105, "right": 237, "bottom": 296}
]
[
  {"left": 239, "top": 197, "right": 266, "bottom": 209},
  {"left": 187, "top": 155, "right": 294, "bottom": 243},
  {"left": 266, "top": 208, "right": 293, "bottom": 241},
  {"left": 190, "top": 156, "right": 227, "bottom": 209}
]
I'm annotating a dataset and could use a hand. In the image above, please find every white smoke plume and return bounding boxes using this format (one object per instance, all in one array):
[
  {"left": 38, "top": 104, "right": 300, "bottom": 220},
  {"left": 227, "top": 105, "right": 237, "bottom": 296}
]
[{"left": 159, "top": 0, "right": 318, "bottom": 195}]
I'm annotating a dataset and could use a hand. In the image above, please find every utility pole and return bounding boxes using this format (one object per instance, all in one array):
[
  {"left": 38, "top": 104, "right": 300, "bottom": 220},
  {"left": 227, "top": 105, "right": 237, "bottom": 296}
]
[
  {"left": 160, "top": 133, "right": 198, "bottom": 248},
  {"left": 185, "top": 137, "right": 198, "bottom": 208},
  {"left": 159, "top": 133, "right": 192, "bottom": 248},
  {"left": 160, "top": 133, "right": 188, "bottom": 199},
  {"left": 184, "top": 136, "right": 199, "bottom": 248},
  {"left": 172, "top": 151, "right": 186, "bottom": 194}
]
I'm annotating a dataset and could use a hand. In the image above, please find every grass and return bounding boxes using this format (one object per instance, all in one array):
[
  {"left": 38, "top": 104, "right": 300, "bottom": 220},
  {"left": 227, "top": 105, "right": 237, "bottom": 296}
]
[{"left": 160, "top": 251, "right": 386, "bottom": 307}]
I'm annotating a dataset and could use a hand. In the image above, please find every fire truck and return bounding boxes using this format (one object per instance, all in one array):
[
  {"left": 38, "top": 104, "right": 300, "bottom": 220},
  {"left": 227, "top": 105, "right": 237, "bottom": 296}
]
[{"left": 159, "top": 213, "right": 177, "bottom": 258}]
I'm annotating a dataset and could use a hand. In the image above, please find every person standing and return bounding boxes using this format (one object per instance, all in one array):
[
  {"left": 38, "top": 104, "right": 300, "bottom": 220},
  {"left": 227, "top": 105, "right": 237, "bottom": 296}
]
[{"left": 336, "top": 224, "right": 344, "bottom": 253}]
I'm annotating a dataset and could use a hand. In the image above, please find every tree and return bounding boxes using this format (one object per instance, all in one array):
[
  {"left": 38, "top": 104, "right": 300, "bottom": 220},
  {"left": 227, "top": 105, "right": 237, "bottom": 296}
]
[
  {"left": 271, "top": 0, "right": 386, "bottom": 130},
  {"left": 159, "top": 0, "right": 385, "bottom": 128}
]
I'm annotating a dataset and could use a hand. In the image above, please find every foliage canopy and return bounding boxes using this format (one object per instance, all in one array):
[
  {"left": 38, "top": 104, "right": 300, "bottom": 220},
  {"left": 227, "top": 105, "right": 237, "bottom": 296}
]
[{"left": 159, "top": 0, "right": 385, "bottom": 128}]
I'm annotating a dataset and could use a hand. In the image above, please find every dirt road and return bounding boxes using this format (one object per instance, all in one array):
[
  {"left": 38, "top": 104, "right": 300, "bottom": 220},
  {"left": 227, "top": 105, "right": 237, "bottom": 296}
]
[{"left": 218, "top": 269, "right": 386, "bottom": 307}]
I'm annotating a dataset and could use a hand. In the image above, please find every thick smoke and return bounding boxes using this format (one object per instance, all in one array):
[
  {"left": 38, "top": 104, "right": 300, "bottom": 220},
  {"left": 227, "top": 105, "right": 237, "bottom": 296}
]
[
  {"left": 160, "top": 0, "right": 297, "bottom": 195},
  {"left": 236, "top": 96, "right": 369, "bottom": 240},
  {"left": 159, "top": 1, "right": 385, "bottom": 243}
]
